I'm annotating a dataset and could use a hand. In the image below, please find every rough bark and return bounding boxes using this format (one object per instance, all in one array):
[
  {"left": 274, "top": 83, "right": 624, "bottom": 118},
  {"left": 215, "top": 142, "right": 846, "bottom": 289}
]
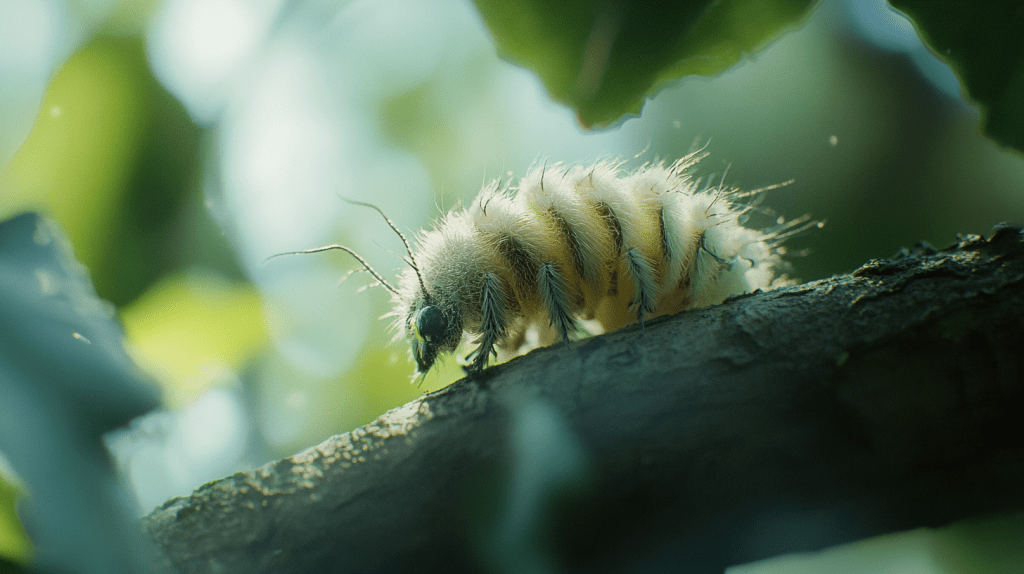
[{"left": 143, "top": 225, "right": 1024, "bottom": 574}]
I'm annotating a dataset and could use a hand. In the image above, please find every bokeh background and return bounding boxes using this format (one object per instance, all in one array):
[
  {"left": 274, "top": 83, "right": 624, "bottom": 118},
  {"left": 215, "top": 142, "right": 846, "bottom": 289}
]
[{"left": 1, "top": 0, "right": 1023, "bottom": 570}]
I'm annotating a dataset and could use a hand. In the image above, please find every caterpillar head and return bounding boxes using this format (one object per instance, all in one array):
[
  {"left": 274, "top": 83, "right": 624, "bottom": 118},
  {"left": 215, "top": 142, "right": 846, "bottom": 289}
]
[
  {"left": 405, "top": 295, "right": 462, "bottom": 376},
  {"left": 266, "top": 198, "right": 458, "bottom": 379}
]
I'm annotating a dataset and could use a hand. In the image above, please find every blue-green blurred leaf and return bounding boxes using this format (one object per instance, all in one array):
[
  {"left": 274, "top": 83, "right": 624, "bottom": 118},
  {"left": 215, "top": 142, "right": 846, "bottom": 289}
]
[
  {"left": 0, "top": 212, "right": 160, "bottom": 573},
  {"left": 890, "top": 1, "right": 1024, "bottom": 154},
  {"left": 0, "top": 212, "right": 160, "bottom": 429},
  {"left": 471, "top": 0, "right": 818, "bottom": 127}
]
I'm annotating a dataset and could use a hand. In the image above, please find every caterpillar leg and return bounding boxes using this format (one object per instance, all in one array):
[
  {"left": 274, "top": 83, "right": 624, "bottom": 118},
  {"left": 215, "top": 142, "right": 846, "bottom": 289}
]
[
  {"left": 699, "top": 231, "right": 728, "bottom": 266},
  {"left": 465, "top": 272, "right": 510, "bottom": 375},
  {"left": 689, "top": 230, "right": 731, "bottom": 294},
  {"left": 624, "top": 247, "right": 657, "bottom": 326},
  {"left": 537, "top": 262, "right": 577, "bottom": 343}
]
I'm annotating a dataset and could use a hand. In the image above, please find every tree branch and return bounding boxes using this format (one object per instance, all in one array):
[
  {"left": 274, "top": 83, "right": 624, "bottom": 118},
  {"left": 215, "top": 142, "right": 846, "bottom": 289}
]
[{"left": 143, "top": 225, "right": 1024, "bottom": 574}]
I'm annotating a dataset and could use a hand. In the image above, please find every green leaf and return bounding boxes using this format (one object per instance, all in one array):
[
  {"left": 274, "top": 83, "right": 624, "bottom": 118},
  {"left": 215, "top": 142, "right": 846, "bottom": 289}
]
[
  {"left": 890, "top": 1, "right": 1024, "bottom": 154},
  {"left": 472, "top": 0, "right": 818, "bottom": 128},
  {"left": 0, "top": 468, "right": 30, "bottom": 565}
]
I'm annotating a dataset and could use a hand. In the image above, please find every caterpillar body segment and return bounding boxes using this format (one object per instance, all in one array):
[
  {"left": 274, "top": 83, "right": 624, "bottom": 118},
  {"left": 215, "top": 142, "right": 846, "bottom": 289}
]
[{"left": 392, "top": 154, "right": 798, "bottom": 380}]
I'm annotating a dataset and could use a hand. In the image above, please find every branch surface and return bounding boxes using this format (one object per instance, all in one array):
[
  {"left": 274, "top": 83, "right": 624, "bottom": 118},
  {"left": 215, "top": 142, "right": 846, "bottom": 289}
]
[{"left": 144, "top": 226, "right": 1024, "bottom": 574}]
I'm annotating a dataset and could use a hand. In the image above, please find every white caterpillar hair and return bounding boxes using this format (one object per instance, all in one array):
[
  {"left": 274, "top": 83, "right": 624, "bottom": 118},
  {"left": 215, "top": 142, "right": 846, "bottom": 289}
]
[{"left": 271, "top": 151, "right": 813, "bottom": 382}]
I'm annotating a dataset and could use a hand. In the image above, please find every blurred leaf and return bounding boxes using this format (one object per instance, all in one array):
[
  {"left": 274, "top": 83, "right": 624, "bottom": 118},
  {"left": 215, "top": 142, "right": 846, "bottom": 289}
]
[
  {"left": 0, "top": 468, "right": 30, "bottom": 565},
  {"left": 890, "top": 1, "right": 1024, "bottom": 154},
  {"left": 103, "top": 0, "right": 163, "bottom": 35},
  {"left": 0, "top": 38, "right": 150, "bottom": 286},
  {"left": 932, "top": 512, "right": 1024, "bottom": 573},
  {"left": 0, "top": 36, "right": 206, "bottom": 307},
  {"left": 729, "top": 511, "right": 1024, "bottom": 573},
  {"left": 0, "top": 212, "right": 159, "bottom": 573},
  {"left": 120, "top": 272, "right": 268, "bottom": 407},
  {"left": 471, "top": 0, "right": 818, "bottom": 128},
  {"left": 728, "top": 527, "right": 941, "bottom": 573},
  {"left": 0, "top": 212, "right": 160, "bottom": 430}
]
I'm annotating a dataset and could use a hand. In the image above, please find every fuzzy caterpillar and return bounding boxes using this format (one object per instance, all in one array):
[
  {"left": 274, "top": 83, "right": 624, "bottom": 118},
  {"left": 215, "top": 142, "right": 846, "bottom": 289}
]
[{"left": 271, "top": 151, "right": 810, "bottom": 381}]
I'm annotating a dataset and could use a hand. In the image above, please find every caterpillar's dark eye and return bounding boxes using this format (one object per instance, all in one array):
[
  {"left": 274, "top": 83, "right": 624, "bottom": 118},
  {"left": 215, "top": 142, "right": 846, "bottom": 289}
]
[
  {"left": 411, "top": 305, "right": 458, "bottom": 375},
  {"left": 415, "top": 306, "right": 447, "bottom": 343}
]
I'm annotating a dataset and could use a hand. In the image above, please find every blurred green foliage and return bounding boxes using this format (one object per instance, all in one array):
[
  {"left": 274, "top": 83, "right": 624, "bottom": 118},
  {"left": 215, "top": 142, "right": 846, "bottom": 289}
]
[
  {"left": 472, "top": 0, "right": 818, "bottom": 127},
  {"left": 932, "top": 512, "right": 1024, "bottom": 573},
  {"left": 0, "top": 38, "right": 152, "bottom": 299},
  {"left": 0, "top": 37, "right": 217, "bottom": 308},
  {"left": 728, "top": 512, "right": 1024, "bottom": 573},
  {"left": 120, "top": 272, "right": 267, "bottom": 408},
  {"left": 476, "top": 0, "right": 1024, "bottom": 162},
  {"left": 891, "top": 1, "right": 1024, "bottom": 154},
  {"left": 0, "top": 472, "right": 29, "bottom": 564}
]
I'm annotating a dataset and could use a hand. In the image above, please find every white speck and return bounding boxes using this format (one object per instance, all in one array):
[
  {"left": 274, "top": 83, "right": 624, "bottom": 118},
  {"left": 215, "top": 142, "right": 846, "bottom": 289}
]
[
  {"left": 828, "top": 135, "right": 839, "bottom": 146},
  {"left": 72, "top": 332, "right": 91, "bottom": 344},
  {"left": 50, "top": 106, "right": 61, "bottom": 117},
  {"left": 35, "top": 269, "right": 57, "bottom": 294}
]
